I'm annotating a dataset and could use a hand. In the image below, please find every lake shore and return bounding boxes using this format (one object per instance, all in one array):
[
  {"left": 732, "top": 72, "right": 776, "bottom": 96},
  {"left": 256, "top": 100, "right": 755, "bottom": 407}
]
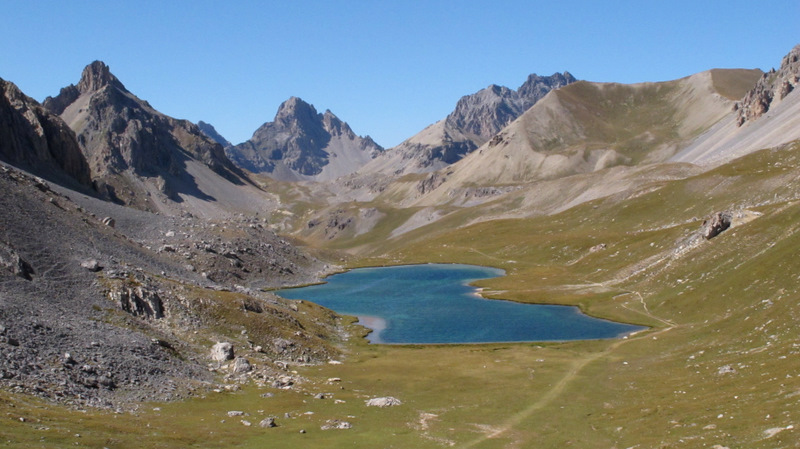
[{"left": 357, "top": 315, "right": 387, "bottom": 344}]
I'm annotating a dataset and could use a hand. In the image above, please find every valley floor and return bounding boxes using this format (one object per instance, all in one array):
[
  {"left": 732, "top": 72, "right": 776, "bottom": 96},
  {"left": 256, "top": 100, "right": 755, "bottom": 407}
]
[{"left": 4, "top": 145, "right": 800, "bottom": 448}]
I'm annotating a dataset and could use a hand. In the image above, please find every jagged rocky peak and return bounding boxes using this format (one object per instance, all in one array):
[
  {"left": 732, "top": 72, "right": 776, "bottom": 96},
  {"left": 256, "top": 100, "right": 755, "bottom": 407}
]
[
  {"left": 226, "top": 97, "right": 383, "bottom": 181},
  {"left": 43, "top": 60, "right": 128, "bottom": 116},
  {"left": 78, "top": 60, "right": 125, "bottom": 93},
  {"left": 518, "top": 71, "right": 577, "bottom": 108},
  {"left": 443, "top": 72, "right": 578, "bottom": 142},
  {"left": 276, "top": 96, "right": 318, "bottom": 125},
  {"left": 736, "top": 45, "right": 800, "bottom": 126}
]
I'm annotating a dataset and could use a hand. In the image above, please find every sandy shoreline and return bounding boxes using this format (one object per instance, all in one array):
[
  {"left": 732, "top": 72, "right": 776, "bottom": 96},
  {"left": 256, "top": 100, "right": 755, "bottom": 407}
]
[{"left": 356, "top": 315, "right": 387, "bottom": 344}]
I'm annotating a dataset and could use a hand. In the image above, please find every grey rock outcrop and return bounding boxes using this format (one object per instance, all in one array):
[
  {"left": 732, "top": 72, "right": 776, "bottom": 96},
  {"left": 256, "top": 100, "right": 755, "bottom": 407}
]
[
  {"left": 0, "top": 241, "right": 34, "bottom": 280},
  {"left": 108, "top": 284, "right": 165, "bottom": 319},
  {"left": 0, "top": 78, "right": 91, "bottom": 186},
  {"left": 736, "top": 45, "right": 800, "bottom": 125},
  {"left": 226, "top": 97, "right": 383, "bottom": 181}
]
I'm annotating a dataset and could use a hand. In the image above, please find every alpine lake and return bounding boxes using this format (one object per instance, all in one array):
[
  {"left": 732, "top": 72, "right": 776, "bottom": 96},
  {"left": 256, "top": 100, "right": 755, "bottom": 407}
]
[{"left": 275, "top": 264, "right": 644, "bottom": 344}]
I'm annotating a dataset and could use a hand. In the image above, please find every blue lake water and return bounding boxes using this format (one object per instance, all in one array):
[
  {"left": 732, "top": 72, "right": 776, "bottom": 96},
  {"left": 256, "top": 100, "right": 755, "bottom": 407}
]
[{"left": 275, "top": 264, "right": 645, "bottom": 344}]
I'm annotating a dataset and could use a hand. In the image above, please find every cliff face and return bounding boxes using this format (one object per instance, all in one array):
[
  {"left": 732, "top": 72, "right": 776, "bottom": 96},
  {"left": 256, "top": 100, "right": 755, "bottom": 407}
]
[
  {"left": 43, "top": 61, "right": 249, "bottom": 208},
  {"left": 0, "top": 78, "right": 91, "bottom": 186},
  {"left": 227, "top": 97, "right": 383, "bottom": 181},
  {"left": 736, "top": 45, "right": 800, "bottom": 125}
]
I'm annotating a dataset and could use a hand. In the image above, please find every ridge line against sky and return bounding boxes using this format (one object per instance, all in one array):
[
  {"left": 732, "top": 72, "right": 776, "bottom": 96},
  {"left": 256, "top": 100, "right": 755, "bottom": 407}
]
[{"left": 2, "top": 0, "right": 798, "bottom": 148}]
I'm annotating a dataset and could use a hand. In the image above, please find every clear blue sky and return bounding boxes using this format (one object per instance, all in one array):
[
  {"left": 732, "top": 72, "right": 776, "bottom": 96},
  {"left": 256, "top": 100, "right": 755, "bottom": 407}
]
[{"left": 1, "top": 0, "right": 797, "bottom": 148}]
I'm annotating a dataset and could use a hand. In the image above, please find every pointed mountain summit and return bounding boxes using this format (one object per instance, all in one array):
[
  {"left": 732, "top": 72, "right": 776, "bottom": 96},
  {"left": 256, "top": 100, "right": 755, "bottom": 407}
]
[
  {"left": 197, "top": 121, "right": 231, "bottom": 148},
  {"left": 43, "top": 61, "right": 254, "bottom": 213},
  {"left": 356, "top": 72, "right": 576, "bottom": 177},
  {"left": 226, "top": 97, "right": 383, "bottom": 182}
]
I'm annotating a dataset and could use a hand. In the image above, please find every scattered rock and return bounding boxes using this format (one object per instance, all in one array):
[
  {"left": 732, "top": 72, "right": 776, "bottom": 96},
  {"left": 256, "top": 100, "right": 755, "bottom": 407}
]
[
  {"left": 321, "top": 419, "right": 352, "bottom": 430},
  {"left": 365, "top": 397, "right": 402, "bottom": 407},
  {"left": 240, "top": 420, "right": 251, "bottom": 426},
  {"left": 589, "top": 243, "right": 607, "bottom": 253},
  {"left": 227, "top": 411, "right": 245, "bottom": 417},
  {"left": 80, "top": 259, "right": 102, "bottom": 272},
  {"left": 211, "top": 342, "right": 234, "bottom": 362},
  {"left": 717, "top": 365, "right": 737, "bottom": 375},
  {"left": 232, "top": 357, "right": 252, "bottom": 374},
  {"left": 259, "top": 417, "right": 277, "bottom": 428}
]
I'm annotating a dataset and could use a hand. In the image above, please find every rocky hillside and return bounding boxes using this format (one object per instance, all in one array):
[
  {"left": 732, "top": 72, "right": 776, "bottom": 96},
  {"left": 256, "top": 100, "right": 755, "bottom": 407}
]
[
  {"left": 0, "top": 78, "right": 91, "bottom": 187},
  {"left": 226, "top": 97, "right": 383, "bottom": 182},
  {"left": 43, "top": 61, "right": 253, "bottom": 213},
  {"left": 356, "top": 72, "right": 576, "bottom": 176},
  {"left": 0, "top": 157, "right": 344, "bottom": 409}
]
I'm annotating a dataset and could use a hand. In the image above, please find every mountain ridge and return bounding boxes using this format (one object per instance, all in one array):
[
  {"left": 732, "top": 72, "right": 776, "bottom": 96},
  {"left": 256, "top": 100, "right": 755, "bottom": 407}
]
[
  {"left": 226, "top": 96, "right": 383, "bottom": 182},
  {"left": 43, "top": 61, "right": 261, "bottom": 215},
  {"left": 353, "top": 72, "right": 576, "bottom": 179}
]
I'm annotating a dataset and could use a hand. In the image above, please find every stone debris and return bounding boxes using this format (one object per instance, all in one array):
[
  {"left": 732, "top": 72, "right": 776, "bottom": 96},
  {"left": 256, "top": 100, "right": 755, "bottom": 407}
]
[
  {"left": 232, "top": 357, "right": 252, "bottom": 374},
  {"left": 259, "top": 417, "right": 277, "bottom": 428},
  {"left": 80, "top": 259, "right": 102, "bottom": 272},
  {"left": 321, "top": 419, "right": 352, "bottom": 430},
  {"left": 227, "top": 410, "right": 245, "bottom": 417}
]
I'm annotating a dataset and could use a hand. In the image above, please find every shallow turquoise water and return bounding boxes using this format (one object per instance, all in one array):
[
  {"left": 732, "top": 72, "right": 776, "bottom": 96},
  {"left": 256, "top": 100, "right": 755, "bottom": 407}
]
[{"left": 276, "top": 264, "right": 644, "bottom": 344}]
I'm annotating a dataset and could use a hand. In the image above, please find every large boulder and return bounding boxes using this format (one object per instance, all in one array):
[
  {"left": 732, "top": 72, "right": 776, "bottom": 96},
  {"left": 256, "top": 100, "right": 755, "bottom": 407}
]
[
  {"left": 701, "top": 211, "right": 732, "bottom": 240},
  {"left": 211, "top": 342, "right": 234, "bottom": 362},
  {"left": 365, "top": 396, "right": 402, "bottom": 407}
]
